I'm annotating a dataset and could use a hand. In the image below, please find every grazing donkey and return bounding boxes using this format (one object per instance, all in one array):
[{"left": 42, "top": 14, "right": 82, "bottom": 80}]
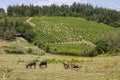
[
  {"left": 39, "top": 61, "right": 47, "bottom": 68},
  {"left": 71, "top": 64, "right": 81, "bottom": 68},
  {"left": 63, "top": 61, "right": 70, "bottom": 69},
  {"left": 26, "top": 62, "right": 36, "bottom": 69}
]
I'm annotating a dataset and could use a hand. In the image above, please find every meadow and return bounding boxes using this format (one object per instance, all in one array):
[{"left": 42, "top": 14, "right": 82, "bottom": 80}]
[{"left": 0, "top": 53, "right": 120, "bottom": 80}]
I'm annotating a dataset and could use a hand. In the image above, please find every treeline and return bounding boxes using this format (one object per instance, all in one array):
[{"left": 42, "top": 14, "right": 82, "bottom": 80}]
[{"left": 7, "top": 3, "right": 120, "bottom": 27}]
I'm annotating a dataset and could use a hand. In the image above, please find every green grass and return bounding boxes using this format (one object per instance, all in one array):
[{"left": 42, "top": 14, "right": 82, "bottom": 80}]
[
  {"left": 48, "top": 43, "right": 85, "bottom": 55},
  {"left": 31, "top": 16, "right": 118, "bottom": 55}
]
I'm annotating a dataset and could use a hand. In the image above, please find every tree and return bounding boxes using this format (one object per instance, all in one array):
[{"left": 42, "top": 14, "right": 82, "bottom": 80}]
[
  {"left": 0, "top": 8, "right": 5, "bottom": 18},
  {"left": 7, "top": 5, "right": 13, "bottom": 16},
  {"left": 95, "top": 38, "right": 109, "bottom": 54}
]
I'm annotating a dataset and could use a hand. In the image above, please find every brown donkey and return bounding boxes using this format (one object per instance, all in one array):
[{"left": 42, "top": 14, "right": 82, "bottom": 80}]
[{"left": 63, "top": 61, "right": 70, "bottom": 69}]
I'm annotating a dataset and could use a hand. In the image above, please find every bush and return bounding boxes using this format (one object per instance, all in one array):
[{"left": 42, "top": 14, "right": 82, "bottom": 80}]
[
  {"left": 4, "top": 49, "right": 25, "bottom": 54},
  {"left": 35, "top": 41, "right": 45, "bottom": 48},
  {"left": 3, "top": 29, "right": 16, "bottom": 40},
  {"left": 0, "top": 18, "right": 17, "bottom": 40},
  {"left": 27, "top": 48, "right": 33, "bottom": 54},
  {"left": 83, "top": 49, "right": 98, "bottom": 57},
  {"left": 45, "top": 45, "right": 50, "bottom": 53},
  {"left": 16, "top": 23, "right": 36, "bottom": 42},
  {"left": 23, "top": 29, "right": 36, "bottom": 42},
  {"left": 95, "top": 31, "right": 120, "bottom": 55},
  {"left": 95, "top": 39, "right": 109, "bottom": 54}
]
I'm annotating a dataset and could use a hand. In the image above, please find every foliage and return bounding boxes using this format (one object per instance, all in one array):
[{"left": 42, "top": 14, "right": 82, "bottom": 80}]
[
  {"left": 4, "top": 49, "right": 25, "bottom": 54},
  {"left": 0, "top": 17, "right": 35, "bottom": 42},
  {"left": 95, "top": 30, "right": 120, "bottom": 54},
  {"left": 95, "top": 39, "right": 109, "bottom": 54},
  {"left": 0, "top": 8, "right": 5, "bottom": 19},
  {"left": 16, "top": 23, "right": 36, "bottom": 42},
  {"left": 0, "top": 17, "right": 17, "bottom": 40},
  {"left": 34, "top": 41, "right": 46, "bottom": 50},
  {"left": 107, "top": 31, "right": 120, "bottom": 52},
  {"left": 7, "top": 3, "right": 120, "bottom": 27},
  {"left": 27, "top": 48, "right": 33, "bottom": 54}
]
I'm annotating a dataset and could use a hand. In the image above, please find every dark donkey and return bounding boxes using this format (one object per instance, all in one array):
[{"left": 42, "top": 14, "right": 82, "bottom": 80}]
[
  {"left": 71, "top": 64, "right": 81, "bottom": 68},
  {"left": 26, "top": 62, "right": 36, "bottom": 69},
  {"left": 39, "top": 61, "right": 47, "bottom": 68}
]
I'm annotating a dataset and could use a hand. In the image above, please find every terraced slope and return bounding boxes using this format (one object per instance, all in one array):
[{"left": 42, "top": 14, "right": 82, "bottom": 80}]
[
  {"left": 32, "top": 17, "right": 117, "bottom": 43},
  {"left": 31, "top": 17, "right": 118, "bottom": 55}
]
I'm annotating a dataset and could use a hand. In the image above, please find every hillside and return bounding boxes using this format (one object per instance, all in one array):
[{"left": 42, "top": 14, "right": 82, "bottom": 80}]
[
  {"left": 30, "top": 17, "right": 118, "bottom": 55},
  {"left": 0, "top": 37, "right": 45, "bottom": 55}
]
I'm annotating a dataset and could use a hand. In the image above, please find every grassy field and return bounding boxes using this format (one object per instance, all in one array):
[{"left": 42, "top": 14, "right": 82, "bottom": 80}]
[{"left": 0, "top": 53, "right": 120, "bottom": 80}]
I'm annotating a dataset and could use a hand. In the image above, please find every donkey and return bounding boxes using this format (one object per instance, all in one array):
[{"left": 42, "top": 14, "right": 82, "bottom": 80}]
[
  {"left": 63, "top": 61, "right": 70, "bottom": 69},
  {"left": 26, "top": 62, "right": 36, "bottom": 69},
  {"left": 71, "top": 64, "right": 81, "bottom": 68},
  {"left": 39, "top": 61, "right": 47, "bottom": 68}
]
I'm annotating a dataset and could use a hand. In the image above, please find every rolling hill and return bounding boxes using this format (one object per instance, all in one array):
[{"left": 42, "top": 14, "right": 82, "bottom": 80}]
[{"left": 29, "top": 17, "right": 118, "bottom": 55}]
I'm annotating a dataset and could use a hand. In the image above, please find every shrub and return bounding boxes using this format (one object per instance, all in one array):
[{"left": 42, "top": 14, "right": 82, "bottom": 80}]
[
  {"left": 34, "top": 41, "right": 46, "bottom": 49},
  {"left": 45, "top": 45, "right": 50, "bottom": 53},
  {"left": 0, "top": 18, "right": 17, "bottom": 40},
  {"left": 16, "top": 23, "right": 36, "bottom": 42},
  {"left": 4, "top": 49, "right": 25, "bottom": 54},
  {"left": 23, "top": 29, "right": 36, "bottom": 42},
  {"left": 53, "top": 48, "right": 57, "bottom": 52},
  {"left": 80, "top": 49, "right": 98, "bottom": 57},
  {"left": 95, "top": 39, "right": 109, "bottom": 54},
  {"left": 95, "top": 31, "right": 120, "bottom": 55},
  {"left": 27, "top": 48, "right": 33, "bottom": 54}
]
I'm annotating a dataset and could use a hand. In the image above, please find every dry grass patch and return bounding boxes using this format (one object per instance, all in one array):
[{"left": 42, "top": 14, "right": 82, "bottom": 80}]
[{"left": 0, "top": 54, "right": 120, "bottom": 80}]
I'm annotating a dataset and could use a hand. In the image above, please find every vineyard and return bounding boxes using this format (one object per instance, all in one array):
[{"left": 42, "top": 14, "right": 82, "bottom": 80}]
[
  {"left": 31, "top": 17, "right": 118, "bottom": 55},
  {"left": 0, "top": 16, "right": 118, "bottom": 55}
]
